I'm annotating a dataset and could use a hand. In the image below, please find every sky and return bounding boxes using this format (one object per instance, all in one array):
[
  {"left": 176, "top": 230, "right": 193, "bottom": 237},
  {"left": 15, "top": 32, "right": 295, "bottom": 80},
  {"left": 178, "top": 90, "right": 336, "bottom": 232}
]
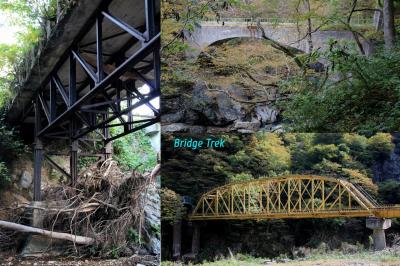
[
  {"left": 0, "top": 10, "right": 22, "bottom": 45},
  {"left": 133, "top": 84, "right": 160, "bottom": 117}
]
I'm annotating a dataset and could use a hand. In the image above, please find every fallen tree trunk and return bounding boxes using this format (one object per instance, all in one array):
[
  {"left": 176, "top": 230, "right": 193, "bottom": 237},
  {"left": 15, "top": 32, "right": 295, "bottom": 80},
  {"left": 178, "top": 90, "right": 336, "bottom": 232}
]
[{"left": 0, "top": 220, "right": 95, "bottom": 245}]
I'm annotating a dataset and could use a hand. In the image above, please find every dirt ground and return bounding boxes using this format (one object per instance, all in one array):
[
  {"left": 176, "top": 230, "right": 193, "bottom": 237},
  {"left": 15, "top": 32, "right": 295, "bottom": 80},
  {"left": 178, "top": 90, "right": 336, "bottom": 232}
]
[
  {"left": 0, "top": 255, "right": 158, "bottom": 266},
  {"left": 275, "top": 259, "right": 400, "bottom": 266}
]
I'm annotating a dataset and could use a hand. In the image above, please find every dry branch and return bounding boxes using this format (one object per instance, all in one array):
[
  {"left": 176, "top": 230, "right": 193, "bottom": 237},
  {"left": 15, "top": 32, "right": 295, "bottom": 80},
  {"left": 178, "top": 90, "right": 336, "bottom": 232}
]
[{"left": 0, "top": 220, "right": 95, "bottom": 245}]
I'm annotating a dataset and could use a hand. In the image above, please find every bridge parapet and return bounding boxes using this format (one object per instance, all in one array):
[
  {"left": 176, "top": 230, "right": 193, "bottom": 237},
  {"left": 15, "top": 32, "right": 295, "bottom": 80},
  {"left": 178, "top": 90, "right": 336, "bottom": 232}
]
[{"left": 201, "top": 15, "right": 374, "bottom": 26}]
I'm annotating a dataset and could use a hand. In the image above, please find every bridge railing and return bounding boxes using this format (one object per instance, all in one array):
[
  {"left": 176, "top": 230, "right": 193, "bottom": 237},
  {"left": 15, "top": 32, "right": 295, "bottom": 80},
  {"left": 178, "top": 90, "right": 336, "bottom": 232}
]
[{"left": 201, "top": 16, "right": 374, "bottom": 26}]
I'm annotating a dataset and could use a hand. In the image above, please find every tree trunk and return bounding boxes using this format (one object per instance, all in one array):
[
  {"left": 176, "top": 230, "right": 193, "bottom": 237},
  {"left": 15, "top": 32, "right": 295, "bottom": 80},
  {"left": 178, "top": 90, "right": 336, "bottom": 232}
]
[
  {"left": 383, "top": 0, "right": 395, "bottom": 49},
  {"left": 0, "top": 220, "right": 95, "bottom": 245},
  {"left": 303, "top": 0, "right": 313, "bottom": 53}
]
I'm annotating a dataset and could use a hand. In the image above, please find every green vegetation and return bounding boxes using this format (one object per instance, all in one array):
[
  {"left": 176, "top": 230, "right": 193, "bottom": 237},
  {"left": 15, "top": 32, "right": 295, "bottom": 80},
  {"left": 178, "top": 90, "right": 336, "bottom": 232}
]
[
  {"left": 127, "top": 228, "right": 141, "bottom": 245},
  {"left": 163, "top": 133, "right": 395, "bottom": 199},
  {"left": 162, "top": 249, "right": 400, "bottom": 265},
  {"left": 160, "top": 188, "right": 186, "bottom": 224},
  {"left": 379, "top": 180, "right": 400, "bottom": 204},
  {"left": 0, "top": 113, "right": 26, "bottom": 188},
  {"left": 282, "top": 43, "right": 400, "bottom": 132},
  {"left": 162, "top": 132, "right": 399, "bottom": 262},
  {"left": 162, "top": 0, "right": 399, "bottom": 133},
  {"left": 0, "top": 0, "right": 63, "bottom": 105},
  {"left": 111, "top": 127, "right": 157, "bottom": 173}
]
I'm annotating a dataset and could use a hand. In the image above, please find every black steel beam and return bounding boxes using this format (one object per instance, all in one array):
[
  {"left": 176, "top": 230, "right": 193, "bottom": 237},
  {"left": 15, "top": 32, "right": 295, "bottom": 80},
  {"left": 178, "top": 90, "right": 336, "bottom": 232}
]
[
  {"left": 69, "top": 53, "right": 77, "bottom": 106},
  {"left": 37, "top": 33, "right": 160, "bottom": 137},
  {"left": 96, "top": 14, "right": 104, "bottom": 82},
  {"left": 80, "top": 31, "right": 129, "bottom": 48},
  {"left": 103, "top": 118, "right": 156, "bottom": 128},
  {"left": 50, "top": 79, "right": 57, "bottom": 121},
  {"left": 145, "top": 0, "right": 156, "bottom": 40},
  {"left": 105, "top": 118, "right": 158, "bottom": 143},
  {"left": 73, "top": 91, "right": 158, "bottom": 139}
]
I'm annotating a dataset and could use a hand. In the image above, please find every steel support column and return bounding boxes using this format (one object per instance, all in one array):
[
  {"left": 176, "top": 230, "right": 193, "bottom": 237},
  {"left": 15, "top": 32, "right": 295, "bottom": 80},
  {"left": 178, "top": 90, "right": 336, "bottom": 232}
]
[
  {"left": 103, "top": 113, "right": 112, "bottom": 159},
  {"left": 69, "top": 118, "right": 79, "bottom": 186},
  {"left": 70, "top": 141, "right": 78, "bottom": 187},
  {"left": 33, "top": 101, "right": 43, "bottom": 201},
  {"left": 33, "top": 139, "right": 43, "bottom": 201}
]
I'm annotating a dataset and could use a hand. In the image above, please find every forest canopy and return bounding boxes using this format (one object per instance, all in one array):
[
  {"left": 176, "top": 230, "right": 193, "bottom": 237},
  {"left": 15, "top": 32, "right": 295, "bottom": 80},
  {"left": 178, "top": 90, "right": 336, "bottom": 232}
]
[{"left": 162, "top": 133, "right": 397, "bottom": 201}]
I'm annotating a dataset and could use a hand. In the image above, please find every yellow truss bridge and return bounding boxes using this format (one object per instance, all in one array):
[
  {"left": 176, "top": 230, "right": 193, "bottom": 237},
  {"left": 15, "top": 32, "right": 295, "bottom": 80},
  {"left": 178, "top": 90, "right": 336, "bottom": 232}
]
[{"left": 189, "top": 175, "right": 400, "bottom": 220}]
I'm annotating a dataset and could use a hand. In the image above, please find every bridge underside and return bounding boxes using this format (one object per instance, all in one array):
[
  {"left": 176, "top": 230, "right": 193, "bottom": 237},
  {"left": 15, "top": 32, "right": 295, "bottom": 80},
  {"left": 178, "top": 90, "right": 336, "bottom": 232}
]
[{"left": 6, "top": 0, "right": 160, "bottom": 201}]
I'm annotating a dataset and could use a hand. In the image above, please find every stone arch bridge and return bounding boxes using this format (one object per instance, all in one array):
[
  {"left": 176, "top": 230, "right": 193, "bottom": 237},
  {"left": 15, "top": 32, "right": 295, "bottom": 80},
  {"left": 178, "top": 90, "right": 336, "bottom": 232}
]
[{"left": 185, "top": 19, "right": 374, "bottom": 54}]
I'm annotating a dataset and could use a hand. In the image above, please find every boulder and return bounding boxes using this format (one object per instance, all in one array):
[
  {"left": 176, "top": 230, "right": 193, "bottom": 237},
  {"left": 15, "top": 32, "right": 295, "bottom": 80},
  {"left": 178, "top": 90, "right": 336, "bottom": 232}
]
[
  {"left": 255, "top": 105, "right": 278, "bottom": 124},
  {"left": 234, "top": 120, "right": 261, "bottom": 132},
  {"left": 190, "top": 83, "right": 246, "bottom": 126},
  {"left": 20, "top": 170, "right": 33, "bottom": 189},
  {"left": 162, "top": 123, "right": 206, "bottom": 134},
  {"left": 162, "top": 123, "right": 191, "bottom": 133},
  {"left": 161, "top": 111, "right": 184, "bottom": 123}
]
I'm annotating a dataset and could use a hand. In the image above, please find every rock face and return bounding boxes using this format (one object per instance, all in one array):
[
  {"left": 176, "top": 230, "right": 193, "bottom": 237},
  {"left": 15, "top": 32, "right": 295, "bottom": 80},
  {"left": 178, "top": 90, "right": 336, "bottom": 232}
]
[
  {"left": 162, "top": 82, "right": 281, "bottom": 133},
  {"left": 143, "top": 182, "right": 161, "bottom": 255},
  {"left": 372, "top": 133, "right": 400, "bottom": 181},
  {"left": 19, "top": 170, "right": 33, "bottom": 189}
]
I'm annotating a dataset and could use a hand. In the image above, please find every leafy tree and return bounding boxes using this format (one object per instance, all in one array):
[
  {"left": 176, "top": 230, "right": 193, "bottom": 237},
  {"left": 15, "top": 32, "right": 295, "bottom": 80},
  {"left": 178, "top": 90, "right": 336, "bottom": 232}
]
[
  {"left": 160, "top": 188, "right": 186, "bottom": 224},
  {"left": 232, "top": 133, "right": 291, "bottom": 177},
  {"left": 342, "top": 133, "right": 368, "bottom": 160},
  {"left": 378, "top": 180, "right": 400, "bottom": 203},
  {"left": 230, "top": 172, "right": 253, "bottom": 182},
  {"left": 366, "top": 133, "right": 394, "bottom": 161},
  {"left": 282, "top": 43, "right": 400, "bottom": 132}
]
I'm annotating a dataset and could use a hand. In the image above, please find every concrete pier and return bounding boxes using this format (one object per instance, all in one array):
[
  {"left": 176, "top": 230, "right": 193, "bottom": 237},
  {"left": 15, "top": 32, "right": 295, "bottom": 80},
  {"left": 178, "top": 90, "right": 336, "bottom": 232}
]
[
  {"left": 366, "top": 217, "right": 392, "bottom": 251},
  {"left": 21, "top": 201, "right": 49, "bottom": 257},
  {"left": 191, "top": 223, "right": 201, "bottom": 255},
  {"left": 172, "top": 220, "right": 182, "bottom": 259}
]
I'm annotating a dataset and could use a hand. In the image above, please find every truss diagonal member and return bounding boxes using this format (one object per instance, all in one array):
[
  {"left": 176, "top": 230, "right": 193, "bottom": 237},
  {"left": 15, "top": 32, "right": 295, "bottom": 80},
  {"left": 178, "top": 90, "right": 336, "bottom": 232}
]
[
  {"left": 72, "top": 50, "right": 97, "bottom": 82},
  {"left": 317, "top": 183, "right": 339, "bottom": 211},
  {"left": 38, "top": 94, "right": 51, "bottom": 123},
  {"left": 52, "top": 75, "right": 69, "bottom": 106},
  {"left": 102, "top": 11, "right": 146, "bottom": 43},
  {"left": 338, "top": 180, "right": 375, "bottom": 211},
  {"left": 44, "top": 155, "right": 71, "bottom": 179},
  {"left": 218, "top": 190, "right": 230, "bottom": 214}
]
